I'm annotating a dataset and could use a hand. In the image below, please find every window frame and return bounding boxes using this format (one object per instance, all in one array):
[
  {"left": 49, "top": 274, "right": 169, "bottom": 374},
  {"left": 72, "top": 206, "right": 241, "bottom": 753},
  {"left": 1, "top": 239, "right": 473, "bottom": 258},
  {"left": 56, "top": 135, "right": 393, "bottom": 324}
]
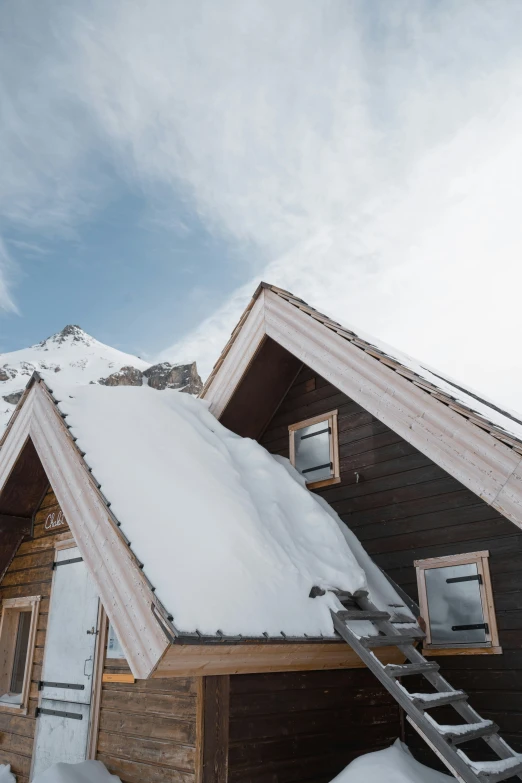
[
  {"left": 0, "top": 595, "right": 41, "bottom": 714},
  {"left": 288, "top": 409, "right": 340, "bottom": 490},
  {"left": 415, "top": 550, "right": 501, "bottom": 656}
]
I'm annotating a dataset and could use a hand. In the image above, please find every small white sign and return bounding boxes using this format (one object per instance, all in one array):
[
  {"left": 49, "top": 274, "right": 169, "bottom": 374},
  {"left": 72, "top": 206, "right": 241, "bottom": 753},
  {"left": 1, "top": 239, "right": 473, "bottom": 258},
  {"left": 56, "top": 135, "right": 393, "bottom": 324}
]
[{"left": 44, "top": 509, "right": 66, "bottom": 531}]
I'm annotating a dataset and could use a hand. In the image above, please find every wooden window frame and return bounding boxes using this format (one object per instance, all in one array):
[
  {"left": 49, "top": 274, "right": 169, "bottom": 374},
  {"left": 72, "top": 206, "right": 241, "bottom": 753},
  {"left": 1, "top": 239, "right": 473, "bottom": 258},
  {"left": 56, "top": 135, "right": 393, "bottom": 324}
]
[
  {"left": 415, "top": 551, "right": 501, "bottom": 656},
  {"left": 0, "top": 595, "right": 41, "bottom": 714},
  {"left": 288, "top": 410, "right": 340, "bottom": 490}
]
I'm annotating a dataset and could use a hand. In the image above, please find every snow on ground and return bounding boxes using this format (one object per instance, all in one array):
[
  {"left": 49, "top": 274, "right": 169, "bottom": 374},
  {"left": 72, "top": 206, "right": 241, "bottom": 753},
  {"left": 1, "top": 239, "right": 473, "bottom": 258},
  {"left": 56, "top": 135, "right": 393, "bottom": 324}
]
[
  {"left": 331, "top": 740, "right": 453, "bottom": 783},
  {"left": 0, "top": 325, "right": 150, "bottom": 430},
  {"left": 0, "top": 746, "right": 455, "bottom": 783},
  {"left": 0, "top": 765, "right": 15, "bottom": 783},
  {"left": 31, "top": 760, "right": 121, "bottom": 783},
  {"left": 58, "top": 384, "right": 413, "bottom": 638}
]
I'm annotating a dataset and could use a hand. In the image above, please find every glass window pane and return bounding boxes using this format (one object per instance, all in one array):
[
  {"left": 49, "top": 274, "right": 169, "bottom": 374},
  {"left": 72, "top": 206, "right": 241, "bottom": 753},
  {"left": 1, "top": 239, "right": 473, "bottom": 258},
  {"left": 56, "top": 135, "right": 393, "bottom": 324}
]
[
  {"left": 294, "top": 421, "right": 332, "bottom": 482},
  {"left": 107, "top": 623, "right": 125, "bottom": 659},
  {"left": 10, "top": 611, "right": 32, "bottom": 694},
  {"left": 425, "top": 563, "right": 486, "bottom": 644}
]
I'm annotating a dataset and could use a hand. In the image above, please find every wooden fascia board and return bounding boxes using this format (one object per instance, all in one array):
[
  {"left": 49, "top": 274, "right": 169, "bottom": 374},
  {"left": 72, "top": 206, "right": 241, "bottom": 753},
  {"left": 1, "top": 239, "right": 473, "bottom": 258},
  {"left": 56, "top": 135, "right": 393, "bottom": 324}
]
[
  {"left": 263, "top": 290, "right": 522, "bottom": 528},
  {"left": 0, "top": 383, "right": 169, "bottom": 678},
  {"left": 153, "top": 641, "right": 405, "bottom": 677},
  {"left": 201, "top": 291, "right": 266, "bottom": 418}
]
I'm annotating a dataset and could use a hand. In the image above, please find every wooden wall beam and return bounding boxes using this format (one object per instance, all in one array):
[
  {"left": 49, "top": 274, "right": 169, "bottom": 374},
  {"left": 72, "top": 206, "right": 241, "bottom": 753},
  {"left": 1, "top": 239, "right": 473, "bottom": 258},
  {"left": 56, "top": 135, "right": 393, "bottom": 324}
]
[
  {"left": 202, "top": 676, "right": 230, "bottom": 783},
  {"left": 154, "top": 642, "right": 405, "bottom": 678}
]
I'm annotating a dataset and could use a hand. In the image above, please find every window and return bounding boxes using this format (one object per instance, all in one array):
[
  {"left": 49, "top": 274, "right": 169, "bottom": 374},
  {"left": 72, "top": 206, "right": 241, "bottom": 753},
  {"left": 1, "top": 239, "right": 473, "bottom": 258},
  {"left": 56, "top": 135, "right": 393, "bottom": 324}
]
[
  {"left": 415, "top": 551, "right": 501, "bottom": 655},
  {"left": 106, "top": 622, "right": 125, "bottom": 659},
  {"left": 289, "top": 410, "right": 340, "bottom": 489},
  {"left": 0, "top": 595, "right": 40, "bottom": 712}
]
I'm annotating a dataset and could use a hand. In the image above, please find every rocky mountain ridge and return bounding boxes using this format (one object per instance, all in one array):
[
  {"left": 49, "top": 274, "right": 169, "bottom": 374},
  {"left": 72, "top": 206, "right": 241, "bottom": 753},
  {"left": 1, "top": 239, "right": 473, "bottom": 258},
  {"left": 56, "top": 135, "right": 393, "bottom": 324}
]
[{"left": 0, "top": 325, "right": 202, "bottom": 430}]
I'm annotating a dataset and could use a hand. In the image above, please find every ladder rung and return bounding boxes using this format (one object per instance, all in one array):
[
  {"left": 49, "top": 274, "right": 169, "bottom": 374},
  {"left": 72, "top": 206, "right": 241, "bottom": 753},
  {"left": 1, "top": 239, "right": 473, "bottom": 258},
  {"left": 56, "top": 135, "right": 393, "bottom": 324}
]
[
  {"left": 391, "top": 612, "right": 418, "bottom": 623},
  {"left": 385, "top": 662, "right": 439, "bottom": 677},
  {"left": 361, "top": 635, "right": 419, "bottom": 648},
  {"left": 442, "top": 722, "right": 498, "bottom": 745},
  {"left": 337, "top": 609, "right": 390, "bottom": 621},
  {"left": 334, "top": 590, "right": 368, "bottom": 604},
  {"left": 411, "top": 691, "right": 468, "bottom": 710},
  {"left": 476, "top": 757, "right": 522, "bottom": 783}
]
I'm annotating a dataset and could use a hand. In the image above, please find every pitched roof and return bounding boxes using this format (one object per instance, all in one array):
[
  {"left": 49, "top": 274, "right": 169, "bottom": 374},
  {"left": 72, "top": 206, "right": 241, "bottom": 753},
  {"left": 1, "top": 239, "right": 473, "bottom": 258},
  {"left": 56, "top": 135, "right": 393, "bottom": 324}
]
[
  {"left": 203, "top": 282, "right": 522, "bottom": 453},
  {"left": 0, "top": 374, "right": 413, "bottom": 677},
  {"left": 201, "top": 283, "right": 522, "bottom": 529}
]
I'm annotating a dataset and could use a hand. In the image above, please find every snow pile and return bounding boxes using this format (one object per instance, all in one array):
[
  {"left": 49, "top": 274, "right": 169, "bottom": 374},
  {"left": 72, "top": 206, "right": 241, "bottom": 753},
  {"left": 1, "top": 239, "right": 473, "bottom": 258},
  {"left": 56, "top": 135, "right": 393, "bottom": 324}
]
[
  {"left": 331, "top": 740, "right": 452, "bottom": 783},
  {"left": 59, "top": 385, "right": 411, "bottom": 637},
  {"left": 0, "top": 765, "right": 15, "bottom": 783},
  {"left": 32, "top": 760, "right": 121, "bottom": 783}
]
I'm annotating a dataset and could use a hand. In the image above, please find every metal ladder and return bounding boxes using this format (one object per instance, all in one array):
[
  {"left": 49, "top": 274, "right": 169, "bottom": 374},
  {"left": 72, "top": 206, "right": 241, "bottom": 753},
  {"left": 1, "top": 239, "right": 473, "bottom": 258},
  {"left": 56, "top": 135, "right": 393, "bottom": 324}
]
[{"left": 329, "top": 590, "right": 522, "bottom": 783}]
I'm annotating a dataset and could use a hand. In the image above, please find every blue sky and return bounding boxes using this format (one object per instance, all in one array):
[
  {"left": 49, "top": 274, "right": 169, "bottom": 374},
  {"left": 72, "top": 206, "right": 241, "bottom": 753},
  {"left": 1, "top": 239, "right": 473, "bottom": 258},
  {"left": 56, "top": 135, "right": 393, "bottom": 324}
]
[
  {"left": 2, "top": 1, "right": 522, "bottom": 409},
  {"left": 2, "top": 187, "right": 241, "bottom": 359}
]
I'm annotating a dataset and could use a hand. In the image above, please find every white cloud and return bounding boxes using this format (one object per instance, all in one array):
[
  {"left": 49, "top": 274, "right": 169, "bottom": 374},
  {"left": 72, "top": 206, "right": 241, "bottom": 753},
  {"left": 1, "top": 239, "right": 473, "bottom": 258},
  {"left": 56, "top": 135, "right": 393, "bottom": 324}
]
[
  {"left": 2, "top": 1, "right": 522, "bottom": 409},
  {"left": 0, "top": 238, "right": 19, "bottom": 315}
]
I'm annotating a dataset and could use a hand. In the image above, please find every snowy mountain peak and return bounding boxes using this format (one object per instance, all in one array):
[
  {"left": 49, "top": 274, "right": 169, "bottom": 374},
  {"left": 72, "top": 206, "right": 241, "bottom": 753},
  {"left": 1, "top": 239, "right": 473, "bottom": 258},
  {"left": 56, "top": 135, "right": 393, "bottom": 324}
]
[
  {"left": 37, "top": 324, "right": 94, "bottom": 349},
  {"left": 0, "top": 326, "right": 202, "bottom": 431}
]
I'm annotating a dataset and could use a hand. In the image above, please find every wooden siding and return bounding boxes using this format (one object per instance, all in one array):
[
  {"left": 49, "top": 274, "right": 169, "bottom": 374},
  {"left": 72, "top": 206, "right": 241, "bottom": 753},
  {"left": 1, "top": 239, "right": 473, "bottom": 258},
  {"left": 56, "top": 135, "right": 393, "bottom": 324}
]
[
  {"left": 227, "top": 669, "right": 400, "bottom": 783},
  {"left": 96, "top": 657, "right": 202, "bottom": 783},
  {"left": 260, "top": 365, "right": 522, "bottom": 763},
  {"left": 0, "top": 486, "right": 70, "bottom": 783}
]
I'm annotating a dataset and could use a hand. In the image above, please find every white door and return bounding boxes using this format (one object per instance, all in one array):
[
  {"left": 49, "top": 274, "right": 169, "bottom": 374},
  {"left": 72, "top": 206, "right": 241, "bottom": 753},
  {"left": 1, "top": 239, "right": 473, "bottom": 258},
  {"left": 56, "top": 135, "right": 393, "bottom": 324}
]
[{"left": 32, "top": 547, "right": 99, "bottom": 780}]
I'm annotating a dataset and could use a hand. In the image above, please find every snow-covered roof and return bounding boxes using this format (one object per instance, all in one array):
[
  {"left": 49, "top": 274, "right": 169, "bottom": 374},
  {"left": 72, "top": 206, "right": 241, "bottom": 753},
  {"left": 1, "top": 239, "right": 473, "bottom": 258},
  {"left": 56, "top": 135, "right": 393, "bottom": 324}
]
[
  {"left": 203, "top": 283, "right": 522, "bottom": 455},
  {"left": 55, "top": 384, "right": 410, "bottom": 639}
]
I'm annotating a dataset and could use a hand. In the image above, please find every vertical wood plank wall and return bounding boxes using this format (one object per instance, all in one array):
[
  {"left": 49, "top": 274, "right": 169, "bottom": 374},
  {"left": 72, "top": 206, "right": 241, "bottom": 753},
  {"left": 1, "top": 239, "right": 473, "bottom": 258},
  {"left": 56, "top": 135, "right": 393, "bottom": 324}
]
[
  {"left": 96, "top": 656, "right": 202, "bottom": 783},
  {"left": 226, "top": 670, "right": 399, "bottom": 783},
  {"left": 0, "top": 487, "right": 70, "bottom": 783},
  {"left": 259, "top": 365, "right": 522, "bottom": 759}
]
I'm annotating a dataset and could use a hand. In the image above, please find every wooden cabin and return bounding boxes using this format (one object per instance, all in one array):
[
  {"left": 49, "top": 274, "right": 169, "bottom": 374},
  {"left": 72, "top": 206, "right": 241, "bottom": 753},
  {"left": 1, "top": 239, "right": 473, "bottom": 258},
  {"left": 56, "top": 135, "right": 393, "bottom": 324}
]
[{"left": 1, "top": 282, "right": 522, "bottom": 783}]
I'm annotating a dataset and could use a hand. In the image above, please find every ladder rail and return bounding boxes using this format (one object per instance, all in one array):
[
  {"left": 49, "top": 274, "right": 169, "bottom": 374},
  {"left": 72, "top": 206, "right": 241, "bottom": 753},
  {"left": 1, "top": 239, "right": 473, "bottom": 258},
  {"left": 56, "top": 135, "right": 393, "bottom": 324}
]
[
  {"left": 352, "top": 595, "right": 521, "bottom": 763},
  {"left": 330, "top": 594, "right": 522, "bottom": 782},
  {"left": 331, "top": 610, "right": 483, "bottom": 783}
]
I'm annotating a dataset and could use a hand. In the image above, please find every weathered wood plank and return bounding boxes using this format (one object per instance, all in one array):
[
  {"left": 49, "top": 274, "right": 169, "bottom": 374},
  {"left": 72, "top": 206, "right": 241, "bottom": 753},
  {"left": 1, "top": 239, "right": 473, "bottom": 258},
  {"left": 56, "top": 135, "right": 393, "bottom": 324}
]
[
  {"left": 202, "top": 676, "right": 229, "bottom": 783},
  {"left": 155, "top": 643, "right": 405, "bottom": 677},
  {"left": 0, "top": 749, "right": 31, "bottom": 777},
  {"left": 97, "top": 752, "right": 196, "bottom": 783},
  {"left": 99, "top": 709, "right": 196, "bottom": 745},
  {"left": 102, "top": 673, "right": 197, "bottom": 695},
  {"left": 8, "top": 548, "right": 55, "bottom": 572},
  {"left": 98, "top": 731, "right": 195, "bottom": 772},
  {"left": 100, "top": 689, "right": 197, "bottom": 720}
]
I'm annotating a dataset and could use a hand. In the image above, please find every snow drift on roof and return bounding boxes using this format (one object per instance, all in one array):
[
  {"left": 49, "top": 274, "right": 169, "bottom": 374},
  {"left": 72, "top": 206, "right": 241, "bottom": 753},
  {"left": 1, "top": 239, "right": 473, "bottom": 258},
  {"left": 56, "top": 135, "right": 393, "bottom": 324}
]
[{"left": 58, "top": 385, "right": 408, "bottom": 638}]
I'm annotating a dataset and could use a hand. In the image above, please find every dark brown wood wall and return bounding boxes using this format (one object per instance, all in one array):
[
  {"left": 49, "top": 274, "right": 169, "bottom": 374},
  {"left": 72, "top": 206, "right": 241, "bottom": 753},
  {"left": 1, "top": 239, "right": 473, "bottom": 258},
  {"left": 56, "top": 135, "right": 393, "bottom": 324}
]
[
  {"left": 259, "top": 364, "right": 522, "bottom": 760},
  {"left": 226, "top": 669, "right": 399, "bottom": 783},
  {"left": 96, "top": 658, "right": 202, "bottom": 783},
  {"left": 0, "top": 487, "right": 69, "bottom": 783}
]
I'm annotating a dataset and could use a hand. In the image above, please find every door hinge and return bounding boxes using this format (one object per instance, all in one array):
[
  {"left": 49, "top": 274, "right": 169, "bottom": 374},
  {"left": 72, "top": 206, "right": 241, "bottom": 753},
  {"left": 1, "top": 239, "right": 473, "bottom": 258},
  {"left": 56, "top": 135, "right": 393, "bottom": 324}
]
[
  {"left": 36, "top": 707, "right": 83, "bottom": 720},
  {"left": 52, "top": 556, "right": 83, "bottom": 569},
  {"left": 39, "top": 680, "right": 85, "bottom": 691}
]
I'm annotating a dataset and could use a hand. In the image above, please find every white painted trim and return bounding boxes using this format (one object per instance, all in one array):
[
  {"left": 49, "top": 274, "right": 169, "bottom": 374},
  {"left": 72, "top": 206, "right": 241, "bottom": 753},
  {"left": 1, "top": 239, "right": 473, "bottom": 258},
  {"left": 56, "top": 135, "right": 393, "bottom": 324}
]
[
  {"left": 0, "top": 382, "right": 169, "bottom": 679},
  {"left": 203, "top": 288, "right": 522, "bottom": 530},
  {"left": 202, "top": 290, "right": 266, "bottom": 419}
]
